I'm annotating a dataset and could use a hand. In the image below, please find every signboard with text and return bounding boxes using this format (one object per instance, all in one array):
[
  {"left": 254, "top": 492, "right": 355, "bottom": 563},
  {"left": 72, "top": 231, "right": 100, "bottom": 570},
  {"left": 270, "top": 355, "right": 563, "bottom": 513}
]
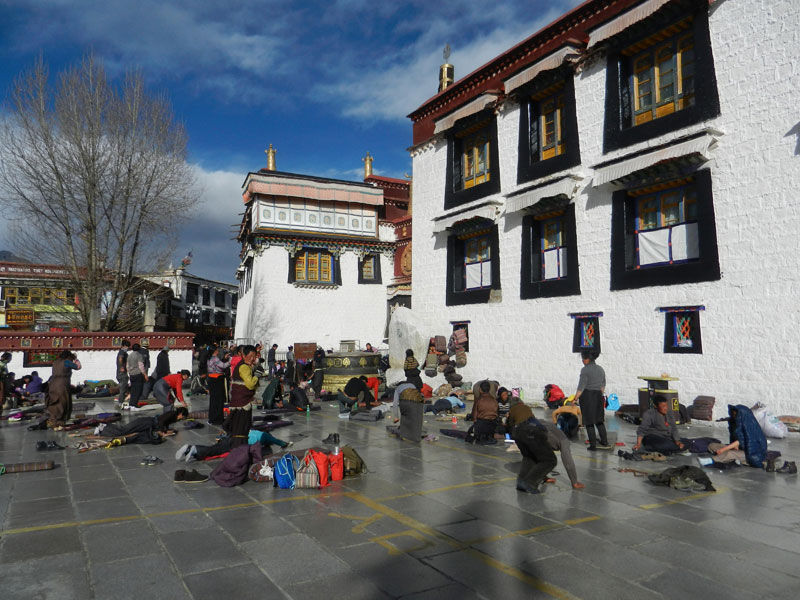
[{"left": 5, "top": 309, "right": 35, "bottom": 326}]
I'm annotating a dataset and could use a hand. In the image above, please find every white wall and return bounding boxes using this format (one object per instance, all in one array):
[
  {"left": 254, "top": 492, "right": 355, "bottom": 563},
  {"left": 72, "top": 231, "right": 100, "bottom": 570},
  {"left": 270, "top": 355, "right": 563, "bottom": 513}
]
[
  {"left": 410, "top": 0, "right": 800, "bottom": 418},
  {"left": 2, "top": 350, "right": 193, "bottom": 383},
  {"left": 234, "top": 248, "right": 391, "bottom": 351}
]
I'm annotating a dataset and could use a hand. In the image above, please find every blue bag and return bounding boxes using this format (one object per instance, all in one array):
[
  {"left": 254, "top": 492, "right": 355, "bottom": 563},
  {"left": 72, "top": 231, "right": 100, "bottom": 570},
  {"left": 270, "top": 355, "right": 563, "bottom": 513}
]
[{"left": 273, "top": 454, "right": 300, "bottom": 489}]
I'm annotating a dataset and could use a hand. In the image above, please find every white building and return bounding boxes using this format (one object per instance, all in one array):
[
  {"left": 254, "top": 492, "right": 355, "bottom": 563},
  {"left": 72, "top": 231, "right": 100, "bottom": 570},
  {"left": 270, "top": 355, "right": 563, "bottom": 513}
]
[
  {"left": 233, "top": 163, "right": 396, "bottom": 350},
  {"left": 408, "top": 0, "right": 799, "bottom": 417},
  {"left": 143, "top": 268, "right": 238, "bottom": 343}
]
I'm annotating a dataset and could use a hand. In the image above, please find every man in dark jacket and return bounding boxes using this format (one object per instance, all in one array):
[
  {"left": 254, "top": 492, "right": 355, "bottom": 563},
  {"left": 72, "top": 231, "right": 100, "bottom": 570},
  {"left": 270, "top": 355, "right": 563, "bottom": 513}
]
[
  {"left": 155, "top": 345, "right": 171, "bottom": 380},
  {"left": 513, "top": 418, "right": 558, "bottom": 494}
]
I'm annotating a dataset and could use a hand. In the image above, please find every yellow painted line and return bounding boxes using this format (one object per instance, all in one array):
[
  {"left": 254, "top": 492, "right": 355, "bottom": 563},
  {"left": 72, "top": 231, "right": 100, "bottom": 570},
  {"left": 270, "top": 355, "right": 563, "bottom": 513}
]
[
  {"left": 638, "top": 486, "right": 728, "bottom": 510},
  {"left": 0, "top": 492, "right": 328, "bottom": 537},
  {"left": 348, "top": 492, "right": 580, "bottom": 600},
  {"left": 327, "top": 511, "right": 385, "bottom": 534},
  {"left": 564, "top": 516, "right": 602, "bottom": 526}
]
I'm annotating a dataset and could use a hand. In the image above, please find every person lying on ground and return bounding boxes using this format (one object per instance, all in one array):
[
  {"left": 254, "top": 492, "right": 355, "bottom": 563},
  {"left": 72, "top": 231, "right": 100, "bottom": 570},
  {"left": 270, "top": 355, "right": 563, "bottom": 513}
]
[
  {"left": 97, "top": 407, "right": 188, "bottom": 444},
  {"left": 175, "top": 427, "right": 292, "bottom": 462},
  {"left": 633, "top": 395, "right": 685, "bottom": 455},
  {"left": 424, "top": 389, "right": 465, "bottom": 414}
]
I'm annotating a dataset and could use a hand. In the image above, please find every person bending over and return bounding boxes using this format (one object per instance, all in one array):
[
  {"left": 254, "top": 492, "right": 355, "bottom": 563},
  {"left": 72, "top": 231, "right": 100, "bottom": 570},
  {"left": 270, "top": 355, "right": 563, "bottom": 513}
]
[
  {"left": 337, "top": 376, "right": 371, "bottom": 418},
  {"left": 512, "top": 418, "right": 558, "bottom": 494},
  {"left": 150, "top": 370, "right": 191, "bottom": 414},
  {"left": 633, "top": 395, "right": 685, "bottom": 455}
]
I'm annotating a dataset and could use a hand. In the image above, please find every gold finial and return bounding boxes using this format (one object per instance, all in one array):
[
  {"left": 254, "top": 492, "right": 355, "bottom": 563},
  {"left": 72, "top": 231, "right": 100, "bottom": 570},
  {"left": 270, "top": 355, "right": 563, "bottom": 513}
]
[
  {"left": 439, "top": 44, "right": 454, "bottom": 93},
  {"left": 265, "top": 144, "right": 277, "bottom": 171},
  {"left": 362, "top": 151, "right": 373, "bottom": 179}
]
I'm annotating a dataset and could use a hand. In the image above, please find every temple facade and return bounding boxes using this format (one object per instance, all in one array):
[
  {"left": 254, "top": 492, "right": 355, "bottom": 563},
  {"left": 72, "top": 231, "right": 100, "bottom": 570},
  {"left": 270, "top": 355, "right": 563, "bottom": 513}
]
[
  {"left": 407, "top": 0, "right": 799, "bottom": 417},
  {"left": 233, "top": 152, "right": 409, "bottom": 350}
]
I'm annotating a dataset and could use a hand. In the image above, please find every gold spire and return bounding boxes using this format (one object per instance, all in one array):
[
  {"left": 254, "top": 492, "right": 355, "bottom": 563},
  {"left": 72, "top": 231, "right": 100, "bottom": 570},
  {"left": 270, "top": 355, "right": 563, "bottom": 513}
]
[
  {"left": 265, "top": 144, "right": 277, "bottom": 171},
  {"left": 439, "top": 44, "right": 454, "bottom": 93},
  {"left": 362, "top": 151, "right": 373, "bottom": 179}
]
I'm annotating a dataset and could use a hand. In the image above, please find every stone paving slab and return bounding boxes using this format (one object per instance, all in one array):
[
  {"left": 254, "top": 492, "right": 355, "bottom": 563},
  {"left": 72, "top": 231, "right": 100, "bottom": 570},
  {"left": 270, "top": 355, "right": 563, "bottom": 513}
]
[{"left": 2, "top": 391, "right": 800, "bottom": 599}]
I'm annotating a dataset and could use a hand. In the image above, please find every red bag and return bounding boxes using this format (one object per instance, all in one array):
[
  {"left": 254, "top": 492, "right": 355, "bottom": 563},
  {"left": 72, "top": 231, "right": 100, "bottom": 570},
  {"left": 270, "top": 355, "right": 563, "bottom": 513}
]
[
  {"left": 310, "top": 449, "right": 330, "bottom": 488},
  {"left": 329, "top": 452, "right": 344, "bottom": 481}
]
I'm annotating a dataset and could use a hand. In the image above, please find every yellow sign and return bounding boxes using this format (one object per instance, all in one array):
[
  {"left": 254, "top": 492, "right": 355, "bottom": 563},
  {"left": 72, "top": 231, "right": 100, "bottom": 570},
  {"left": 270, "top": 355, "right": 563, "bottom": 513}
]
[{"left": 5, "top": 309, "right": 35, "bottom": 326}]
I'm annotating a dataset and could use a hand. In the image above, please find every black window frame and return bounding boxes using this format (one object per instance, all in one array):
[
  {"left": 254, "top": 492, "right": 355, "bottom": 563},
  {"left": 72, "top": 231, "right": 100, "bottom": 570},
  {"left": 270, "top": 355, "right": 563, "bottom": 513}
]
[
  {"left": 288, "top": 249, "right": 342, "bottom": 286},
  {"left": 521, "top": 202, "right": 581, "bottom": 300},
  {"left": 602, "top": 1, "right": 720, "bottom": 153},
  {"left": 214, "top": 290, "right": 226, "bottom": 307},
  {"left": 444, "top": 111, "right": 501, "bottom": 210},
  {"left": 357, "top": 253, "right": 383, "bottom": 284},
  {"left": 610, "top": 168, "right": 720, "bottom": 290},
  {"left": 445, "top": 222, "right": 501, "bottom": 306},
  {"left": 663, "top": 308, "right": 703, "bottom": 354},
  {"left": 572, "top": 315, "right": 601, "bottom": 353},
  {"left": 517, "top": 70, "right": 581, "bottom": 184},
  {"left": 202, "top": 287, "right": 211, "bottom": 306}
]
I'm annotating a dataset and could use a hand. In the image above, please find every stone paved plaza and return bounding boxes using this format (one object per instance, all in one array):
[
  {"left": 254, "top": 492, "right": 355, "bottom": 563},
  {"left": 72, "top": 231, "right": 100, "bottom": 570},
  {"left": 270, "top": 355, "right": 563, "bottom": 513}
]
[{"left": 2, "top": 395, "right": 800, "bottom": 600}]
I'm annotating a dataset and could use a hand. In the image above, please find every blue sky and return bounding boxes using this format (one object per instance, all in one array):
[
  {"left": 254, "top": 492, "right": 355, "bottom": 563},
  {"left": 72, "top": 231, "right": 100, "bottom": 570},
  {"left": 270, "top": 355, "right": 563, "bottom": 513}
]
[{"left": 0, "top": 0, "right": 581, "bottom": 282}]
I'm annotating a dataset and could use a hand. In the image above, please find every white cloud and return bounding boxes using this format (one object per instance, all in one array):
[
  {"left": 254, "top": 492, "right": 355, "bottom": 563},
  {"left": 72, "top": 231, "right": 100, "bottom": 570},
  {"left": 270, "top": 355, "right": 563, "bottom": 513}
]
[{"left": 314, "top": 2, "right": 581, "bottom": 121}]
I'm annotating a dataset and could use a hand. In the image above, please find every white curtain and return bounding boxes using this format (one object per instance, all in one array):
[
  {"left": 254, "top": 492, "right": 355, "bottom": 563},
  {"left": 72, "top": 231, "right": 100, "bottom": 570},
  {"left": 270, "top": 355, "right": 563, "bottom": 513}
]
[
  {"left": 670, "top": 223, "right": 700, "bottom": 261},
  {"left": 543, "top": 248, "right": 568, "bottom": 280},
  {"left": 638, "top": 229, "right": 670, "bottom": 266}
]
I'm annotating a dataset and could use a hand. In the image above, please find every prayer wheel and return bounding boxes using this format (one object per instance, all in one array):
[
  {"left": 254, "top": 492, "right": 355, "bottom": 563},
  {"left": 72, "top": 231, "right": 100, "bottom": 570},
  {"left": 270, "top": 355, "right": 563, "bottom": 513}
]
[{"left": 321, "top": 352, "right": 381, "bottom": 391}]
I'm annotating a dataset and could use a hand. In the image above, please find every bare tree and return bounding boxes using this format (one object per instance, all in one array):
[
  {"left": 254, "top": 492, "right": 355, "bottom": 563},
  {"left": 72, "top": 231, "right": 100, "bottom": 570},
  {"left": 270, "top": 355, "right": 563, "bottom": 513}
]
[{"left": 0, "top": 54, "right": 197, "bottom": 331}]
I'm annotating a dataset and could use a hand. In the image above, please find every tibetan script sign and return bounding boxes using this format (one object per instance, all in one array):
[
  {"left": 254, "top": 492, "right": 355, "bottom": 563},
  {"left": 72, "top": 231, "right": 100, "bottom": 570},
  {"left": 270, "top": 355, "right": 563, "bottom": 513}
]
[{"left": 5, "top": 309, "right": 35, "bottom": 326}]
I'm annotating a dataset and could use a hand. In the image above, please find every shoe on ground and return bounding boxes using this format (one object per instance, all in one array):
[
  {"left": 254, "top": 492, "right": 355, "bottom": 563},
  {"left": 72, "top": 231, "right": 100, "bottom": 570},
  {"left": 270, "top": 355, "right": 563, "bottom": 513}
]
[
  {"left": 141, "top": 455, "right": 163, "bottom": 466},
  {"left": 182, "top": 469, "right": 209, "bottom": 484},
  {"left": 175, "top": 444, "right": 191, "bottom": 461},
  {"left": 173, "top": 469, "right": 186, "bottom": 482},
  {"left": 776, "top": 461, "right": 797, "bottom": 474},
  {"left": 516, "top": 480, "right": 542, "bottom": 494},
  {"left": 185, "top": 447, "right": 198, "bottom": 463},
  {"left": 765, "top": 458, "right": 776, "bottom": 472},
  {"left": 322, "top": 433, "right": 337, "bottom": 444},
  {"left": 338, "top": 413, "right": 350, "bottom": 419}
]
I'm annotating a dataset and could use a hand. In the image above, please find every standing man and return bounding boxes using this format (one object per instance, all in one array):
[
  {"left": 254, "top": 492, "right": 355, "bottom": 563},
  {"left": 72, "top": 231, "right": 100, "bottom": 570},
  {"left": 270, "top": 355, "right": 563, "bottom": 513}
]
[
  {"left": 126, "top": 343, "right": 149, "bottom": 408},
  {"left": 139, "top": 339, "right": 153, "bottom": 400},
  {"left": 267, "top": 343, "right": 278, "bottom": 377},
  {"left": 155, "top": 344, "right": 171, "bottom": 380},
  {"left": 116, "top": 340, "right": 130, "bottom": 406}
]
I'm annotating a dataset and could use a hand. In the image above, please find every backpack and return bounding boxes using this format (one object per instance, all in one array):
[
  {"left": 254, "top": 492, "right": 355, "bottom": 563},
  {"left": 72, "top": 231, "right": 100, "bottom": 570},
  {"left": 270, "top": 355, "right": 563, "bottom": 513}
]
[
  {"left": 341, "top": 445, "right": 367, "bottom": 476},
  {"left": 452, "top": 328, "right": 468, "bottom": 345},
  {"left": 273, "top": 453, "right": 300, "bottom": 489},
  {"left": 434, "top": 335, "right": 447, "bottom": 353},
  {"left": 295, "top": 450, "right": 321, "bottom": 489},
  {"left": 310, "top": 449, "right": 330, "bottom": 488}
]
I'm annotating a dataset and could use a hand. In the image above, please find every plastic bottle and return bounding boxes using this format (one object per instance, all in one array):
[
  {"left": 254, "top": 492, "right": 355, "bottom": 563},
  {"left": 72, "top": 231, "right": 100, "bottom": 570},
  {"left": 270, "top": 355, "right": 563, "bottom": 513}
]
[{"left": 452, "top": 415, "right": 458, "bottom": 425}]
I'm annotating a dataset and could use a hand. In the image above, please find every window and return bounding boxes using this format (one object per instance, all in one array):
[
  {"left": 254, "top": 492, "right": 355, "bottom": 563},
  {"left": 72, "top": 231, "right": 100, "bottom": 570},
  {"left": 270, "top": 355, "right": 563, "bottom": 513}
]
[
  {"left": 464, "top": 235, "right": 492, "bottom": 290},
  {"left": 202, "top": 287, "right": 211, "bottom": 306},
  {"left": 215, "top": 290, "right": 226, "bottom": 307},
  {"left": 358, "top": 253, "right": 382, "bottom": 284},
  {"left": 662, "top": 306, "right": 703, "bottom": 354},
  {"left": 462, "top": 131, "right": 490, "bottom": 189},
  {"left": 633, "top": 181, "right": 698, "bottom": 267},
  {"left": 202, "top": 310, "right": 212, "bottom": 324},
  {"left": 289, "top": 249, "right": 341, "bottom": 286},
  {"left": 214, "top": 311, "right": 227, "bottom": 327},
  {"left": 186, "top": 283, "right": 199, "bottom": 304},
  {"left": 631, "top": 30, "right": 694, "bottom": 126},
  {"left": 446, "top": 223, "right": 500, "bottom": 306},
  {"left": 603, "top": 7, "right": 719, "bottom": 152},
  {"left": 521, "top": 204, "right": 580, "bottom": 299},
  {"left": 445, "top": 115, "right": 500, "bottom": 209},
  {"left": 611, "top": 170, "right": 719, "bottom": 290},
  {"left": 517, "top": 74, "right": 581, "bottom": 184},
  {"left": 231, "top": 293, "right": 238, "bottom": 308},
  {"left": 2, "top": 287, "right": 70, "bottom": 306},
  {"left": 571, "top": 313, "right": 602, "bottom": 353}
]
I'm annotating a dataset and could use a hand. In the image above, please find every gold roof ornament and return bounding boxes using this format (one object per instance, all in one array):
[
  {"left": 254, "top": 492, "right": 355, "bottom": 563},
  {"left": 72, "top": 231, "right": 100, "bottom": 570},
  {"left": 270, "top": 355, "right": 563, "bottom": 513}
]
[
  {"left": 265, "top": 144, "right": 277, "bottom": 171},
  {"left": 362, "top": 151, "right": 373, "bottom": 179},
  {"left": 439, "top": 44, "right": 454, "bottom": 93}
]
